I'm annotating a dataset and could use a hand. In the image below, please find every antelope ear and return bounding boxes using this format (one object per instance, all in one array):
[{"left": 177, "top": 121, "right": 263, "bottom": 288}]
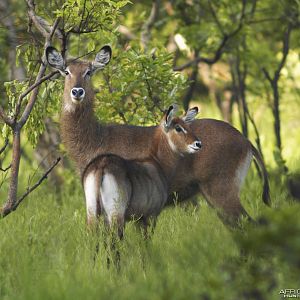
[
  {"left": 92, "top": 45, "right": 112, "bottom": 71},
  {"left": 46, "top": 46, "right": 65, "bottom": 72},
  {"left": 164, "top": 104, "right": 178, "bottom": 128},
  {"left": 183, "top": 107, "right": 198, "bottom": 123}
]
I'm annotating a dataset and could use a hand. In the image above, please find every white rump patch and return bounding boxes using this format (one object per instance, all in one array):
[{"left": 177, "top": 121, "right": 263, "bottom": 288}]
[
  {"left": 235, "top": 151, "right": 252, "bottom": 192},
  {"left": 84, "top": 171, "right": 98, "bottom": 219},
  {"left": 100, "top": 173, "right": 126, "bottom": 223}
]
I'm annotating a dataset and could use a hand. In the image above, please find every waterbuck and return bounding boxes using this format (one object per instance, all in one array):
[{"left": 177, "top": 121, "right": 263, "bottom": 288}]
[
  {"left": 46, "top": 45, "right": 270, "bottom": 225},
  {"left": 82, "top": 105, "right": 201, "bottom": 237}
]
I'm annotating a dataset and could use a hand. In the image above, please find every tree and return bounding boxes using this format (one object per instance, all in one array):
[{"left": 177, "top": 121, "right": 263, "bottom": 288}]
[{"left": 0, "top": 0, "right": 187, "bottom": 217}]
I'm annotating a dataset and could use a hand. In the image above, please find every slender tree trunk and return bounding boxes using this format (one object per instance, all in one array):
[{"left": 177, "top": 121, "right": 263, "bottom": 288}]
[
  {"left": 272, "top": 81, "right": 281, "bottom": 151},
  {"left": 3, "top": 128, "right": 21, "bottom": 213},
  {"left": 262, "top": 25, "right": 292, "bottom": 172}
]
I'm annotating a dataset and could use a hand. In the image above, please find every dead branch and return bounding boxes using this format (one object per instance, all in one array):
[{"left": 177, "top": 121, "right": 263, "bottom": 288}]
[
  {"left": 0, "top": 157, "right": 61, "bottom": 218},
  {"left": 0, "top": 138, "right": 9, "bottom": 155},
  {"left": 0, "top": 164, "right": 11, "bottom": 172}
]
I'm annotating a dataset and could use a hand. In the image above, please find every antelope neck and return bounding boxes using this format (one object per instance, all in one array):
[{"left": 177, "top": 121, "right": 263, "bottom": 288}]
[
  {"left": 60, "top": 104, "right": 103, "bottom": 173},
  {"left": 150, "top": 129, "right": 181, "bottom": 184}
]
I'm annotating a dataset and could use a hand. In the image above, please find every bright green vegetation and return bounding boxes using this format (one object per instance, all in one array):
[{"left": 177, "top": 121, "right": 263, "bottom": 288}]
[
  {"left": 0, "top": 170, "right": 299, "bottom": 300},
  {"left": 1, "top": 1, "right": 300, "bottom": 299}
]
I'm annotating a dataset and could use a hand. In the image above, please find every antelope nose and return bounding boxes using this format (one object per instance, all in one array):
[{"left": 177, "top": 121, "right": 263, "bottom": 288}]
[
  {"left": 71, "top": 87, "right": 85, "bottom": 100},
  {"left": 195, "top": 141, "right": 202, "bottom": 149}
]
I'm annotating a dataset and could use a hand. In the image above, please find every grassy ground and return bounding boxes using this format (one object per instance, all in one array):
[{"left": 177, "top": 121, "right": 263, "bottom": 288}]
[
  {"left": 1, "top": 98, "right": 299, "bottom": 299},
  {"left": 1, "top": 168, "right": 300, "bottom": 300}
]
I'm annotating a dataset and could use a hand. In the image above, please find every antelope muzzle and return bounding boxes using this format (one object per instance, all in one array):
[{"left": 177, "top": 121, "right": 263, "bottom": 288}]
[
  {"left": 71, "top": 87, "right": 85, "bottom": 102},
  {"left": 188, "top": 140, "right": 202, "bottom": 153}
]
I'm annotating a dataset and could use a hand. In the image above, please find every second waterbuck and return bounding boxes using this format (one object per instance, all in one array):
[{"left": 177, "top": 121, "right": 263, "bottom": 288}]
[
  {"left": 82, "top": 106, "right": 201, "bottom": 237},
  {"left": 46, "top": 45, "right": 270, "bottom": 225}
]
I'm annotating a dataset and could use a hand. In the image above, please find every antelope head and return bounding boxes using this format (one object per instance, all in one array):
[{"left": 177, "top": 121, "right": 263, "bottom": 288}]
[
  {"left": 163, "top": 105, "right": 202, "bottom": 154},
  {"left": 46, "top": 45, "right": 112, "bottom": 110}
]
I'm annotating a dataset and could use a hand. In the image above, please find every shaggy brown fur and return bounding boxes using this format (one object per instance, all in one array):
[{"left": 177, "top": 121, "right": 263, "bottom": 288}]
[
  {"left": 46, "top": 45, "right": 270, "bottom": 225},
  {"left": 81, "top": 108, "right": 201, "bottom": 233}
]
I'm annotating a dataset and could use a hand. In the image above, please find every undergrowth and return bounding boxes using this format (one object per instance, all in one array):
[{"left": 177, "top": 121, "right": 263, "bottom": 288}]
[{"left": 0, "top": 170, "right": 299, "bottom": 300}]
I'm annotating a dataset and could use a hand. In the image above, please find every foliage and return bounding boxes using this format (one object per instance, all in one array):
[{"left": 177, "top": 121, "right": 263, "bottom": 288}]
[
  {"left": 52, "top": 0, "right": 129, "bottom": 32},
  {"left": 97, "top": 48, "right": 187, "bottom": 125},
  {"left": 0, "top": 0, "right": 300, "bottom": 298},
  {"left": 24, "top": 80, "right": 61, "bottom": 146},
  {"left": 226, "top": 205, "right": 300, "bottom": 298}
]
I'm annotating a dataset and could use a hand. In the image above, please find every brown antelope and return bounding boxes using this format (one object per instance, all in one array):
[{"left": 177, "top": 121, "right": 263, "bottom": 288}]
[
  {"left": 82, "top": 105, "right": 201, "bottom": 237},
  {"left": 46, "top": 45, "right": 270, "bottom": 225}
]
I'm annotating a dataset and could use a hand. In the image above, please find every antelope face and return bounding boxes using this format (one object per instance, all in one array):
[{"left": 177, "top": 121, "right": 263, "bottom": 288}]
[
  {"left": 164, "top": 105, "right": 202, "bottom": 155},
  {"left": 46, "top": 45, "right": 111, "bottom": 107}
]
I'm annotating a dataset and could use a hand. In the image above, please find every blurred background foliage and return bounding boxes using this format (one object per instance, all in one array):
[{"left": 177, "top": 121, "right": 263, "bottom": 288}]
[
  {"left": 0, "top": 0, "right": 299, "bottom": 171},
  {"left": 0, "top": 1, "right": 300, "bottom": 299}
]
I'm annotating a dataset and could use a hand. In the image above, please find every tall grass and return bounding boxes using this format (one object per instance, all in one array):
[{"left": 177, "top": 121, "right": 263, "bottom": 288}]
[
  {"left": 1, "top": 97, "right": 299, "bottom": 299},
  {"left": 1, "top": 170, "right": 299, "bottom": 300}
]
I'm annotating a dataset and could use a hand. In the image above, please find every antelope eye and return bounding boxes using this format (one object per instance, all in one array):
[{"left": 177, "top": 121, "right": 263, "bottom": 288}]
[
  {"left": 85, "top": 70, "right": 92, "bottom": 77},
  {"left": 64, "top": 70, "right": 69, "bottom": 76},
  {"left": 175, "top": 125, "right": 183, "bottom": 132}
]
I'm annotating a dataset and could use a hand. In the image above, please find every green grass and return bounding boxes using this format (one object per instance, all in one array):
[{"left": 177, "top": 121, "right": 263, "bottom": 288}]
[
  {"left": 1, "top": 170, "right": 300, "bottom": 300},
  {"left": 1, "top": 98, "right": 300, "bottom": 299}
]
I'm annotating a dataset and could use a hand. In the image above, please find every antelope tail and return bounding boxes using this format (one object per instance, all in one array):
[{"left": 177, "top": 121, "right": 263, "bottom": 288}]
[{"left": 251, "top": 144, "right": 271, "bottom": 206}]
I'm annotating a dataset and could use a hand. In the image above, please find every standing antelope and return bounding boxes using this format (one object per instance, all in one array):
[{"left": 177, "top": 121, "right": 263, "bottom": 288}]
[
  {"left": 82, "top": 106, "right": 201, "bottom": 237},
  {"left": 46, "top": 45, "right": 270, "bottom": 225}
]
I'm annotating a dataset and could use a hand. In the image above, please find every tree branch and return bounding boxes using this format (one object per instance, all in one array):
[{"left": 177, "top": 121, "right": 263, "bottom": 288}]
[
  {"left": 0, "top": 164, "right": 11, "bottom": 172},
  {"left": 261, "top": 24, "right": 293, "bottom": 163},
  {"left": 274, "top": 24, "right": 292, "bottom": 81},
  {"left": 0, "top": 106, "right": 13, "bottom": 127},
  {"left": 141, "top": 0, "right": 160, "bottom": 49},
  {"left": 207, "top": 1, "right": 225, "bottom": 36},
  {"left": 173, "top": 35, "right": 229, "bottom": 71},
  {"left": 0, "top": 157, "right": 61, "bottom": 218},
  {"left": 18, "top": 18, "right": 60, "bottom": 128},
  {"left": 0, "top": 138, "right": 9, "bottom": 155},
  {"left": 14, "top": 70, "right": 59, "bottom": 120},
  {"left": 262, "top": 68, "right": 272, "bottom": 84},
  {"left": 174, "top": 0, "right": 247, "bottom": 71},
  {"left": 26, "top": 0, "right": 63, "bottom": 39},
  {"left": 0, "top": 2, "right": 60, "bottom": 219}
]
